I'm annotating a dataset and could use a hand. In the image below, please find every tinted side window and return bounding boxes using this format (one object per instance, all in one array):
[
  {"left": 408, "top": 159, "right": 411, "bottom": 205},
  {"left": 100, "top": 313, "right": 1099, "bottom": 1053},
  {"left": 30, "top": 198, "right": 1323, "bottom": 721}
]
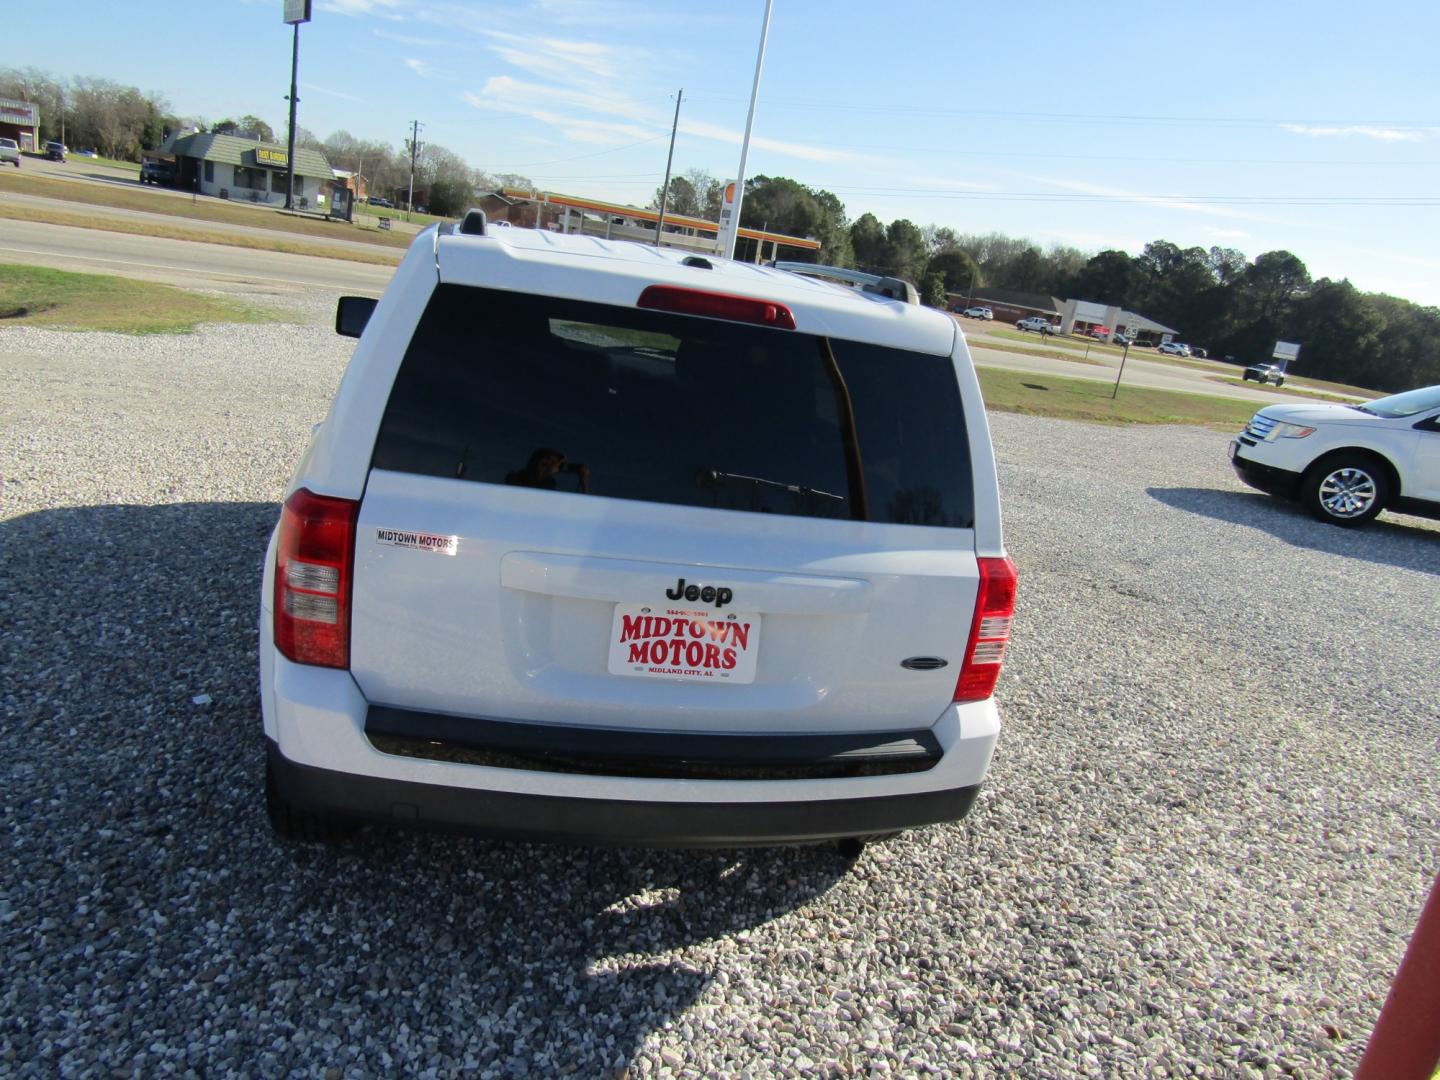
[{"left": 372, "top": 285, "right": 973, "bottom": 527}]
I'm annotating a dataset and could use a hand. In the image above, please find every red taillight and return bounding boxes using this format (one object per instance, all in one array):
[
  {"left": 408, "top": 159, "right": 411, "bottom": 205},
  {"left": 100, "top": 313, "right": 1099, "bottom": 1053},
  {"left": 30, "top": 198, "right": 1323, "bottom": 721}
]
[
  {"left": 954, "top": 555, "right": 1018, "bottom": 703},
  {"left": 637, "top": 285, "right": 797, "bottom": 330},
  {"left": 273, "top": 488, "right": 358, "bottom": 669}
]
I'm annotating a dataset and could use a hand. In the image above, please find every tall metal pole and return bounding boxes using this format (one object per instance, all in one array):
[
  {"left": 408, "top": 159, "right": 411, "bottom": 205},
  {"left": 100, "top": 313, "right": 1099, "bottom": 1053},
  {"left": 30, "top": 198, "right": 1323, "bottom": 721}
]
[
  {"left": 284, "top": 21, "right": 300, "bottom": 210},
  {"left": 722, "top": 0, "right": 774, "bottom": 261},
  {"left": 406, "top": 119, "right": 422, "bottom": 221},
  {"left": 654, "top": 88, "right": 683, "bottom": 247}
]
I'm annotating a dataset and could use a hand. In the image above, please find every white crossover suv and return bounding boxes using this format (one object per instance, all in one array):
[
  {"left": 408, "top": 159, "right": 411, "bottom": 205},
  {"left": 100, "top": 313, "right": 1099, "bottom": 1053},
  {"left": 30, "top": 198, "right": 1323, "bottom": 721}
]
[
  {"left": 1230, "top": 385, "right": 1440, "bottom": 526},
  {"left": 260, "top": 215, "right": 1016, "bottom": 847}
]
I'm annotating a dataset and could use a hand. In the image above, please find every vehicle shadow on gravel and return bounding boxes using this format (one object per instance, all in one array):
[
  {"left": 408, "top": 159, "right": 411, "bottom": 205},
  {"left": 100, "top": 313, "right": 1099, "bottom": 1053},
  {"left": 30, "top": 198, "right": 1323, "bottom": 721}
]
[
  {"left": 0, "top": 500, "right": 849, "bottom": 1075},
  {"left": 1148, "top": 487, "right": 1439, "bottom": 574}
]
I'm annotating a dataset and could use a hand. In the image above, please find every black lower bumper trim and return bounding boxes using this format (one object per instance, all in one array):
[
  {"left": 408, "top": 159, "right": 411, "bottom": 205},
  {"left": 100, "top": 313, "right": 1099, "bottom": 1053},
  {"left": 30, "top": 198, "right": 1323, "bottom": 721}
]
[
  {"left": 267, "top": 740, "right": 979, "bottom": 847},
  {"left": 1231, "top": 452, "right": 1301, "bottom": 498},
  {"left": 365, "top": 705, "right": 942, "bottom": 781}
]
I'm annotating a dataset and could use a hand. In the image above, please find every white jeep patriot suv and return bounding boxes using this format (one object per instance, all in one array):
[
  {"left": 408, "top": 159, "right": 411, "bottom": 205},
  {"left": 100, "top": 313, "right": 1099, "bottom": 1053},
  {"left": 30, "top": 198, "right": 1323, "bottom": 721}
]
[{"left": 260, "top": 215, "right": 1016, "bottom": 847}]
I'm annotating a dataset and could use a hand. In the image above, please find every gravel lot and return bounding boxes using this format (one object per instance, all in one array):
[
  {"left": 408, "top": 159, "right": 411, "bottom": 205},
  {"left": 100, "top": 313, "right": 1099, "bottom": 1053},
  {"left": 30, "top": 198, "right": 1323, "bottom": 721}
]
[{"left": 2, "top": 300, "right": 1437, "bottom": 1077}]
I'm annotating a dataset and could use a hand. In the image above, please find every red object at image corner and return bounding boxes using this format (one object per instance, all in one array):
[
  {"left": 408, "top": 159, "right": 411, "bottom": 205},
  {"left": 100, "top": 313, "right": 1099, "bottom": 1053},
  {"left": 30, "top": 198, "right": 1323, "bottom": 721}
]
[{"left": 1355, "top": 872, "right": 1440, "bottom": 1080}]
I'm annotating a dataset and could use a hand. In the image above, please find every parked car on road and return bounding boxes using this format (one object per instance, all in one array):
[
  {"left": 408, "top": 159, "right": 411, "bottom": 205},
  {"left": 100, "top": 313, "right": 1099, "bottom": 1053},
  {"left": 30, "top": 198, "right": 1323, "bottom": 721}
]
[
  {"left": 367, "top": 196, "right": 393, "bottom": 208},
  {"left": 1243, "top": 363, "right": 1286, "bottom": 386},
  {"left": 1230, "top": 384, "right": 1440, "bottom": 526},
  {"left": 260, "top": 219, "right": 1017, "bottom": 849},
  {"left": 1157, "top": 342, "right": 1192, "bottom": 357},
  {"left": 44, "top": 141, "right": 66, "bottom": 162},
  {"left": 1015, "top": 316, "right": 1060, "bottom": 335},
  {"left": 960, "top": 306, "right": 993, "bottom": 320},
  {"left": 140, "top": 161, "right": 176, "bottom": 186},
  {"left": 0, "top": 138, "right": 20, "bottom": 168}
]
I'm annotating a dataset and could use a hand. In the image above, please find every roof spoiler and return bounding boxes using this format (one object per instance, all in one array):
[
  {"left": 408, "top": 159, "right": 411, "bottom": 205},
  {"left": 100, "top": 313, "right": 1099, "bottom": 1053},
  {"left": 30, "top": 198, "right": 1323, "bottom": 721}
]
[{"left": 771, "top": 261, "right": 919, "bottom": 305}]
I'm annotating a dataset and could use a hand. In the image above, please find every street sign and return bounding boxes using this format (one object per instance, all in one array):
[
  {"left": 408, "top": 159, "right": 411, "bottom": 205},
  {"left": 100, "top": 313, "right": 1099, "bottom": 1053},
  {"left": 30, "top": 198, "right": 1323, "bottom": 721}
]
[
  {"left": 1273, "top": 340, "right": 1301, "bottom": 362},
  {"left": 283, "top": 0, "right": 312, "bottom": 24},
  {"left": 716, "top": 179, "right": 738, "bottom": 256},
  {"left": 1161, "top": 333, "right": 1173, "bottom": 345}
]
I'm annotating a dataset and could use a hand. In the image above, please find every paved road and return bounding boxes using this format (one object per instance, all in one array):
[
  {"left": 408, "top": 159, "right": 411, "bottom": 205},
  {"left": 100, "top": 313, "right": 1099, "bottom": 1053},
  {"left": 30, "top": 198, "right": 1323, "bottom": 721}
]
[
  {"left": 0, "top": 216, "right": 394, "bottom": 296},
  {"left": 960, "top": 323, "right": 1319, "bottom": 404},
  {"left": 0, "top": 188, "right": 408, "bottom": 258}
]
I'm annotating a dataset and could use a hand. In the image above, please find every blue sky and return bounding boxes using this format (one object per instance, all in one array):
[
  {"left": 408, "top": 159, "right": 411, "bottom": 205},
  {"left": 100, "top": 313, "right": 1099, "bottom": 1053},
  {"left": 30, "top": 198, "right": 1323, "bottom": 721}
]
[{"left": 10, "top": 0, "right": 1440, "bottom": 304}]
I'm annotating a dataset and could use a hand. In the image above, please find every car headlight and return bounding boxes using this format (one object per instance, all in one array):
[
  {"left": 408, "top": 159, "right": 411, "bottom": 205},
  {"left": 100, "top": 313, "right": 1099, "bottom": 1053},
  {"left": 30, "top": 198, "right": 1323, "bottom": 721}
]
[{"left": 1265, "top": 422, "right": 1315, "bottom": 441}]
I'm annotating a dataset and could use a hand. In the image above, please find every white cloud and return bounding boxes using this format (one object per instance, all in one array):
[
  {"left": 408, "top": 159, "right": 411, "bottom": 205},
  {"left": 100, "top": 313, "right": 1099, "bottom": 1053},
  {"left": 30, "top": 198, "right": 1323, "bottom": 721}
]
[
  {"left": 483, "top": 31, "right": 622, "bottom": 85},
  {"left": 300, "top": 82, "right": 368, "bottom": 104},
  {"left": 317, "top": 0, "right": 406, "bottom": 16},
  {"left": 405, "top": 57, "right": 433, "bottom": 78},
  {"left": 462, "top": 92, "right": 653, "bottom": 146},
  {"left": 466, "top": 77, "right": 869, "bottom": 166},
  {"left": 1281, "top": 123, "right": 1429, "bottom": 143},
  {"left": 1014, "top": 172, "right": 1276, "bottom": 223}
]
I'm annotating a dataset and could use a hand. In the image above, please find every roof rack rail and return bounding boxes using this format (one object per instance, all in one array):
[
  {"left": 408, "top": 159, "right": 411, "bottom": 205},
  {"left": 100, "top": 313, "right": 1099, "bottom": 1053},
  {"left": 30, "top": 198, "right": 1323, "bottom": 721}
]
[
  {"left": 771, "top": 262, "right": 919, "bottom": 305},
  {"left": 459, "top": 208, "right": 487, "bottom": 236}
]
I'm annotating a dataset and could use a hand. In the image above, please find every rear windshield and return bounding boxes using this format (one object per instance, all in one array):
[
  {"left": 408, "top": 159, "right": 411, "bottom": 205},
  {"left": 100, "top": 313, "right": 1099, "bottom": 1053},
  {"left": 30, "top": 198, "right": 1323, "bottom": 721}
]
[{"left": 371, "top": 284, "right": 974, "bottom": 528}]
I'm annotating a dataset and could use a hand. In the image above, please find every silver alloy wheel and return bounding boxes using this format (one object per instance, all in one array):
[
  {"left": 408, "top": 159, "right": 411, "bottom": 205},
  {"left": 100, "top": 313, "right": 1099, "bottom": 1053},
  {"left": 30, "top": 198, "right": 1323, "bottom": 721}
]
[{"left": 1318, "top": 466, "right": 1377, "bottom": 518}]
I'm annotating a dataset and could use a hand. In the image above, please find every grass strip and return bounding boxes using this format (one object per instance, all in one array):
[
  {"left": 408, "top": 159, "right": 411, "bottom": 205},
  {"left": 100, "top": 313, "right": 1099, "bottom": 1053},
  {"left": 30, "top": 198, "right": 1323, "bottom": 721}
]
[
  {"left": 0, "top": 202, "right": 402, "bottom": 267},
  {"left": 1206, "top": 376, "right": 1360, "bottom": 404},
  {"left": 967, "top": 337, "right": 1107, "bottom": 366},
  {"left": 0, "top": 262, "right": 285, "bottom": 333},
  {"left": 0, "top": 170, "right": 413, "bottom": 249},
  {"left": 977, "top": 367, "right": 1257, "bottom": 429}
]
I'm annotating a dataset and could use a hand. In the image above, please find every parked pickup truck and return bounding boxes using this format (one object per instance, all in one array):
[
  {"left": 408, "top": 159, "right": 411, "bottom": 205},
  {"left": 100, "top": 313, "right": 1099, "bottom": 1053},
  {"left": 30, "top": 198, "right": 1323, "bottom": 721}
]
[{"left": 1015, "top": 316, "right": 1060, "bottom": 335}]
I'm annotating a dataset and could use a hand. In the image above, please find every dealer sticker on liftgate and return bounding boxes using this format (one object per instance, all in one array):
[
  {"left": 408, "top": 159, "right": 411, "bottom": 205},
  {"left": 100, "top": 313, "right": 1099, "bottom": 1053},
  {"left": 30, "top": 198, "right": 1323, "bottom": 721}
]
[{"left": 606, "top": 604, "right": 762, "bottom": 683}]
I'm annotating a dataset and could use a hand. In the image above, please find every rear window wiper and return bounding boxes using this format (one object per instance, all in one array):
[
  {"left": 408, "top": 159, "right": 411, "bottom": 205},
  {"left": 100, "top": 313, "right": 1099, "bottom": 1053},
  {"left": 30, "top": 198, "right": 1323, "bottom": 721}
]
[{"left": 698, "top": 469, "right": 845, "bottom": 503}]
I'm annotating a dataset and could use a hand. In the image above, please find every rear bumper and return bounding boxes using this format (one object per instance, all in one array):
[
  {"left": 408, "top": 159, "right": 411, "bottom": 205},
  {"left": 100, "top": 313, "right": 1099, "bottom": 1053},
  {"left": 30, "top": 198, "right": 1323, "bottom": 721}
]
[
  {"left": 259, "top": 595, "right": 999, "bottom": 845},
  {"left": 267, "top": 737, "right": 980, "bottom": 846}
]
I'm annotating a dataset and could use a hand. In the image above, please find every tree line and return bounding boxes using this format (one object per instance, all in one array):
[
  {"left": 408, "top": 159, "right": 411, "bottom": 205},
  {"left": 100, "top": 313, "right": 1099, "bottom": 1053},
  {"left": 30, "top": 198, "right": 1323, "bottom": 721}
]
[
  {"left": 0, "top": 66, "right": 531, "bottom": 219},
  {"left": 652, "top": 171, "right": 1437, "bottom": 392}
]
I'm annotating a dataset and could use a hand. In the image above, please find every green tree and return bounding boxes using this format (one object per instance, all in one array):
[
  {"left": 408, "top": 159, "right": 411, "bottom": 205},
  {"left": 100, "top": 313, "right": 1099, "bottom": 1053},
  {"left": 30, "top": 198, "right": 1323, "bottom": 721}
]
[
  {"left": 921, "top": 271, "right": 948, "bottom": 308},
  {"left": 849, "top": 213, "right": 886, "bottom": 270},
  {"left": 926, "top": 249, "right": 982, "bottom": 294},
  {"left": 738, "top": 176, "right": 849, "bottom": 265},
  {"left": 883, "top": 219, "right": 927, "bottom": 283},
  {"left": 1068, "top": 250, "right": 1139, "bottom": 307},
  {"left": 653, "top": 174, "right": 700, "bottom": 217}
]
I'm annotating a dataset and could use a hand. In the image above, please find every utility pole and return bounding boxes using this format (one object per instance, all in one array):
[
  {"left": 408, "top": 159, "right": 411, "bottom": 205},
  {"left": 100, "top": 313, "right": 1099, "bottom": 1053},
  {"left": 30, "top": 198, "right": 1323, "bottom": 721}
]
[
  {"left": 722, "top": 0, "right": 774, "bottom": 260},
  {"left": 284, "top": 20, "right": 301, "bottom": 210},
  {"left": 654, "top": 88, "right": 683, "bottom": 247},
  {"left": 406, "top": 120, "right": 423, "bottom": 221},
  {"left": 281, "top": 1, "right": 311, "bottom": 211}
]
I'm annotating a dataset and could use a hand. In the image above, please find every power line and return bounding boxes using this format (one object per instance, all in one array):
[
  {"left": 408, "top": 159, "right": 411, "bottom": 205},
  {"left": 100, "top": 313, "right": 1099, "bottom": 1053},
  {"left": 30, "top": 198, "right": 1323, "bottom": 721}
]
[
  {"left": 820, "top": 187, "right": 1440, "bottom": 206},
  {"left": 680, "top": 89, "right": 1439, "bottom": 129},
  {"left": 488, "top": 134, "right": 667, "bottom": 172}
]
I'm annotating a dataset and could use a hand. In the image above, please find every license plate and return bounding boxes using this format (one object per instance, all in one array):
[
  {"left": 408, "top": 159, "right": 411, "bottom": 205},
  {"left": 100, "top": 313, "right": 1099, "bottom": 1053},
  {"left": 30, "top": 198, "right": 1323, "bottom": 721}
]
[
  {"left": 1228, "top": 440, "right": 1238, "bottom": 461},
  {"left": 606, "top": 603, "right": 761, "bottom": 684}
]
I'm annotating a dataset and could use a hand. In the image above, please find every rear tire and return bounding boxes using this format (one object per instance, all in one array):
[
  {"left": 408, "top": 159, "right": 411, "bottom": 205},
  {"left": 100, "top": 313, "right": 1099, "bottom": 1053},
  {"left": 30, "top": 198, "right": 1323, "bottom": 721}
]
[
  {"left": 1302, "top": 455, "right": 1389, "bottom": 526},
  {"left": 265, "top": 757, "right": 355, "bottom": 844}
]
